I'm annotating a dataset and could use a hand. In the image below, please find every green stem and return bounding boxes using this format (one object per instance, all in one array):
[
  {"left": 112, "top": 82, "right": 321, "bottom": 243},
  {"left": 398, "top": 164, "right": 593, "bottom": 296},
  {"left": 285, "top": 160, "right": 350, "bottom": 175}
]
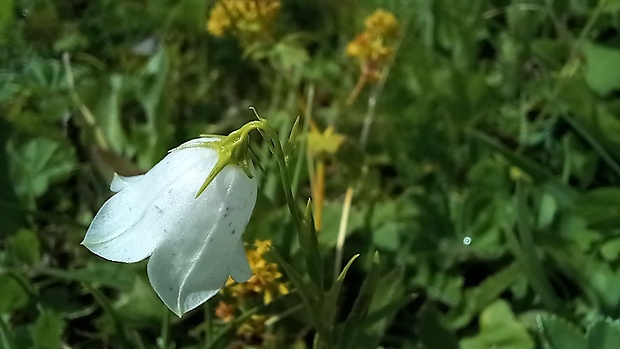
[{"left": 85, "top": 284, "right": 130, "bottom": 348}]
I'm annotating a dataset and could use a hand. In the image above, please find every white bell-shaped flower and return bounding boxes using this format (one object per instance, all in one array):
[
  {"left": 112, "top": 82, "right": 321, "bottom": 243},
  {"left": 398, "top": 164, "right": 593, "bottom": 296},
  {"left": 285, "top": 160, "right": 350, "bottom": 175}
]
[{"left": 82, "top": 137, "right": 257, "bottom": 316}]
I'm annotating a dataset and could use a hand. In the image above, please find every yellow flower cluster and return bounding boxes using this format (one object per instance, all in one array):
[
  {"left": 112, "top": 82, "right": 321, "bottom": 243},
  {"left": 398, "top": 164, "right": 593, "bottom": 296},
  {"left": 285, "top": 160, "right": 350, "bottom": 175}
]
[
  {"left": 225, "top": 240, "right": 289, "bottom": 305},
  {"left": 346, "top": 9, "right": 399, "bottom": 82},
  {"left": 207, "top": 0, "right": 281, "bottom": 38}
]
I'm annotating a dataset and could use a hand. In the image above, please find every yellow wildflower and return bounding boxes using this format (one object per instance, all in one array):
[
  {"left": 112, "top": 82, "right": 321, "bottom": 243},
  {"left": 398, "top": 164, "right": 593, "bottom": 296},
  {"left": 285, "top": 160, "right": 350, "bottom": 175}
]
[
  {"left": 364, "top": 9, "right": 399, "bottom": 38},
  {"left": 225, "top": 240, "right": 289, "bottom": 304},
  {"left": 206, "top": 0, "right": 281, "bottom": 39},
  {"left": 206, "top": 4, "right": 231, "bottom": 36},
  {"left": 345, "top": 9, "right": 400, "bottom": 102},
  {"left": 307, "top": 124, "right": 346, "bottom": 157}
]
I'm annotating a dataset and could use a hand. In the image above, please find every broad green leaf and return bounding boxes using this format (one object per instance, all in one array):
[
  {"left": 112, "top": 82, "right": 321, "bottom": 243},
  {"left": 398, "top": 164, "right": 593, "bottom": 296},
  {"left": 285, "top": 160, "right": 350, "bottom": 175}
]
[
  {"left": 460, "top": 300, "right": 534, "bottom": 349},
  {"left": 538, "top": 314, "right": 586, "bottom": 349},
  {"left": 320, "top": 200, "right": 364, "bottom": 247},
  {"left": 586, "top": 318, "right": 620, "bottom": 349},
  {"left": 582, "top": 42, "right": 620, "bottom": 95},
  {"left": 8, "top": 229, "right": 41, "bottom": 265},
  {"left": 114, "top": 277, "right": 165, "bottom": 326},
  {"left": 0, "top": 274, "right": 29, "bottom": 312},
  {"left": 31, "top": 310, "right": 65, "bottom": 349}
]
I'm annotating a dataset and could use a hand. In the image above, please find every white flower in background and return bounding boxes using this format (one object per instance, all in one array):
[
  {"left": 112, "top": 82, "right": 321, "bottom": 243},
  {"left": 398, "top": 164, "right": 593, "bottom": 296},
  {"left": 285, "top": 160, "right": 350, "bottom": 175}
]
[{"left": 82, "top": 137, "right": 257, "bottom": 317}]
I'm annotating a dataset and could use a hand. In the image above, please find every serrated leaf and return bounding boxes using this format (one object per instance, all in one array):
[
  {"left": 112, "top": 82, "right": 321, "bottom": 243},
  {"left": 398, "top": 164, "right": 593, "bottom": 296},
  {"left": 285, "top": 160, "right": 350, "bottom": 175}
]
[
  {"left": 538, "top": 314, "right": 586, "bottom": 349},
  {"left": 8, "top": 137, "right": 76, "bottom": 206},
  {"left": 586, "top": 318, "right": 620, "bottom": 349}
]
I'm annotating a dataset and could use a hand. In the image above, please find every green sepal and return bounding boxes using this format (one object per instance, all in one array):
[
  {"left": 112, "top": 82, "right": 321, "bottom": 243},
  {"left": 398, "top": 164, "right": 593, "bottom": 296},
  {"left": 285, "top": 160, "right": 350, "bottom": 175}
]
[{"left": 175, "top": 124, "right": 259, "bottom": 198}]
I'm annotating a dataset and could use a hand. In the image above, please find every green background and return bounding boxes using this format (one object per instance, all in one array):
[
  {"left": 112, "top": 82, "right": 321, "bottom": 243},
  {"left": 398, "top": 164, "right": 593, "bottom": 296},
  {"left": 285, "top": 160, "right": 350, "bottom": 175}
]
[{"left": 2, "top": 0, "right": 620, "bottom": 348}]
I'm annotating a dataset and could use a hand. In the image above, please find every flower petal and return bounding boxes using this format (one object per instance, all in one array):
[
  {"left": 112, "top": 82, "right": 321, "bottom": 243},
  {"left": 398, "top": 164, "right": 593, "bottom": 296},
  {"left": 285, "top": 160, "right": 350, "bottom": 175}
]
[
  {"left": 110, "top": 173, "right": 145, "bottom": 193},
  {"left": 82, "top": 145, "right": 219, "bottom": 263},
  {"left": 146, "top": 165, "right": 257, "bottom": 316},
  {"left": 229, "top": 240, "right": 252, "bottom": 283}
]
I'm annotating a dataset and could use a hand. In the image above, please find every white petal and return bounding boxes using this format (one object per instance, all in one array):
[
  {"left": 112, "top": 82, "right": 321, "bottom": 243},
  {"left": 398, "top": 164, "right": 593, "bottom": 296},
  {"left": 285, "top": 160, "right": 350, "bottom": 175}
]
[
  {"left": 146, "top": 165, "right": 257, "bottom": 316},
  {"left": 110, "top": 173, "right": 144, "bottom": 192},
  {"left": 230, "top": 240, "right": 253, "bottom": 283},
  {"left": 82, "top": 145, "right": 219, "bottom": 263}
]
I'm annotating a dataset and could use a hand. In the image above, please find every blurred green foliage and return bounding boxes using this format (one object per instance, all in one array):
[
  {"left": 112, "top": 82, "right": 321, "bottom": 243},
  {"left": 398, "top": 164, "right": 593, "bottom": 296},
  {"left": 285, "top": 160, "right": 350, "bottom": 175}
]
[{"left": 2, "top": 0, "right": 620, "bottom": 348}]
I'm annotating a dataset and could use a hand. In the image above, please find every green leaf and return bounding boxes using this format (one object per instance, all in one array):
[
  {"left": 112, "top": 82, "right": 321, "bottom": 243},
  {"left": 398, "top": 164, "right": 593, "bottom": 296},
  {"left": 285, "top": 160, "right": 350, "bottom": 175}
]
[
  {"left": 586, "top": 318, "right": 620, "bottom": 349},
  {"left": 8, "top": 137, "right": 76, "bottom": 207},
  {"left": 319, "top": 200, "right": 364, "bottom": 247},
  {"left": 301, "top": 199, "right": 324, "bottom": 292},
  {"left": 0, "top": 0, "right": 13, "bottom": 44},
  {"left": 31, "top": 310, "right": 65, "bottom": 349},
  {"left": 538, "top": 314, "right": 586, "bottom": 349},
  {"left": 268, "top": 247, "right": 324, "bottom": 335},
  {"left": 8, "top": 229, "right": 41, "bottom": 265},
  {"left": 0, "top": 121, "right": 24, "bottom": 238},
  {"left": 0, "top": 273, "right": 29, "bottom": 312},
  {"left": 449, "top": 262, "right": 521, "bottom": 328},
  {"left": 582, "top": 42, "right": 620, "bottom": 95},
  {"left": 337, "top": 252, "right": 381, "bottom": 349},
  {"left": 39, "top": 262, "right": 136, "bottom": 291},
  {"left": 323, "top": 254, "right": 359, "bottom": 326},
  {"left": 468, "top": 130, "right": 552, "bottom": 183},
  {"left": 114, "top": 277, "right": 166, "bottom": 325},
  {"left": 418, "top": 303, "right": 459, "bottom": 349},
  {"left": 354, "top": 267, "right": 406, "bottom": 349},
  {"left": 460, "top": 300, "right": 534, "bottom": 349},
  {"left": 575, "top": 187, "right": 620, "bottom": 230},
  {"left": 93, "top": 74, "right": 125, "bottom": 154}
]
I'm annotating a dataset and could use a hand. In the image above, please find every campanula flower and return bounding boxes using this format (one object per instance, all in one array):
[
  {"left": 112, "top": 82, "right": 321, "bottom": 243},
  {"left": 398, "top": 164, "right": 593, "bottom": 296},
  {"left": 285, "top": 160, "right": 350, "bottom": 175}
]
[{"left": 82, "top": 137, "right": 257, "bottom": 316}]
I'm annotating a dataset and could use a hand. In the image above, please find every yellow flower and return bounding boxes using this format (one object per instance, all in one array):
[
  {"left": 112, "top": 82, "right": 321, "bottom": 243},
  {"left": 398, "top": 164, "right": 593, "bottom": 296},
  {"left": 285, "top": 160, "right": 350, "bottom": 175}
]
[
  {"left": 364, "top": 9, "right": 399, "bottom": 38},
  {"left": 206, "top": 0, "right": 281, "bottom": 38},
  {"left": 307, "top": 124, "right": 346, "bottom": 157},
  {"left": 225, "top": 240, "right": 289, "bottom": 304},
  {"left": 346, "top": 32, "right": 371, "bottom": 59},
  {"left": 345, "top": 9, "right": 400, "bottom": 89},
  {"left": 206, "top": 3, "right": 231, "bottom": 36}
]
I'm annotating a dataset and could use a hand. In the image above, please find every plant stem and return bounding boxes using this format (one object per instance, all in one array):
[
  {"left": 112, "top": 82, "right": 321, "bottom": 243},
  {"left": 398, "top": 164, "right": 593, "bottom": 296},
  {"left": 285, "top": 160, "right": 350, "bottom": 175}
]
[{"left": 334, "top": 186, "right": 354, "bottom": 283}]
